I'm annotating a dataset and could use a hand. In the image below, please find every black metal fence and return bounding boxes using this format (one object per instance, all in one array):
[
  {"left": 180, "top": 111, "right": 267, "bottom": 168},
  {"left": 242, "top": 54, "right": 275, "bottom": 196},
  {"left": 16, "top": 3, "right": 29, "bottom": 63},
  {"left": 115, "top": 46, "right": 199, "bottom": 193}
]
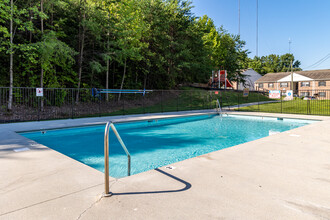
[
  {"left": 0, "top": 87, "right": 329, "bottom": 123},
  {"left": 242, "top": 89, "right": 330, "bottom": 116}
]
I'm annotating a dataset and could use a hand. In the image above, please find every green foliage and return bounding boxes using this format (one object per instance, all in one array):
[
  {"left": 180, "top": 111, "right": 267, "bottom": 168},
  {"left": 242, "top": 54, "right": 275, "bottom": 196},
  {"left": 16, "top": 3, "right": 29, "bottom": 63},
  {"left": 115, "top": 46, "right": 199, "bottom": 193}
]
[
  {"left": 243, "top": 53, "right": 302, "bottom": 75},
  {"left": 0, "top": 0, "right": 302, "bottom": 90},
  {"left": 34, "top": 31, "right": 77, "bottom": 87},
  {"left": 0, "top": 0, "right": 41, "bottom": 87},
  {"left": 195, "top": 15, "right": 248, "bottom": 84}
]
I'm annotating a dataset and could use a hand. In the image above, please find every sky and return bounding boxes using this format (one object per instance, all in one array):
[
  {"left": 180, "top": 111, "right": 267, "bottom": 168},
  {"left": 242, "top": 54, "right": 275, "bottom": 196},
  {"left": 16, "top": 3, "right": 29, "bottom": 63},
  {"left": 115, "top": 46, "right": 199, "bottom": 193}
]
[{"left": 191, "top": 0, "right": 330, "bottom": 70}]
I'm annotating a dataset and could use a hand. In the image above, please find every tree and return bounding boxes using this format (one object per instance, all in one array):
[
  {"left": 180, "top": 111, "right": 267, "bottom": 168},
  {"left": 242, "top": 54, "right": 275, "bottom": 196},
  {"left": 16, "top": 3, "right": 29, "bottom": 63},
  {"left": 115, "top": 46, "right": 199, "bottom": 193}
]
[
  {"left": 0, "top": 0, "right": 38, "bottom": 110},
  {"left": 196, "top": 15, "right": 249, "bottom": 85},
  {"left": 244, "top": 53, "right": 302, "bottom": 75},
  {"left": 75, "top": 0, "right": 86, "bottom": 103},
  {"left": 1, "top": 0, "right": 281, "bottom": 92},
  {"left": 35, "top": 31, "right": 77, "bottom": 88}
]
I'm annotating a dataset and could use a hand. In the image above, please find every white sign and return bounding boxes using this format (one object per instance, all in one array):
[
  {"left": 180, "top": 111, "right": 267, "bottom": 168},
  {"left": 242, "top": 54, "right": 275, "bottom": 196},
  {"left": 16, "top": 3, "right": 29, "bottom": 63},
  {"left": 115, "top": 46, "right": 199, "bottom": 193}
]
[
  {"left": 36, "top": 88, "right": 43, "bottom": 97},
  {"left": 286, "top": 90, "right": 293, "bottom": 99},
  {"left": 285, "top": 90, "right": 293, "bottom": 100},
  {"left": 269, "top": 90, "right": 281, "bottom": 99}
]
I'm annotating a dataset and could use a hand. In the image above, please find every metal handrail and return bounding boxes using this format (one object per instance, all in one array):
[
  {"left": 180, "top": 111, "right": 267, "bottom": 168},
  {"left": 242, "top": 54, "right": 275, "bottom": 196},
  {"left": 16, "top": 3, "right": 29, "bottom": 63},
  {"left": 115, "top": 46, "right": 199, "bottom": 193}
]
[
  {"left": 216, "top": 99, "right": 222, "bottom": 117},
  {"left": 104, "top": 121, "right": 131, "bottom": 197}
]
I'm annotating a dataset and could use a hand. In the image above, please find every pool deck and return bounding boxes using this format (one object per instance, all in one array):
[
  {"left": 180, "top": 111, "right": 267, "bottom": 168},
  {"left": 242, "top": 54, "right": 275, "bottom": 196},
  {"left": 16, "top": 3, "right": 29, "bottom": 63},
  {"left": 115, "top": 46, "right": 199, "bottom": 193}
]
[{"left": 1, "top": 110, "right": 330, "bottom": 220}]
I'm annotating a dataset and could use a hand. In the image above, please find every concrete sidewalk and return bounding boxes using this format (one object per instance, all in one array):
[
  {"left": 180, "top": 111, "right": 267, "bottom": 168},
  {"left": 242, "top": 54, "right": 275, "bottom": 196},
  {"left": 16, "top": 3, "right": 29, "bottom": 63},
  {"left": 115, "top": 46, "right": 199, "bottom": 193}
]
[{"left": 0, "top": 111, "right": 330, "bottom": 219}]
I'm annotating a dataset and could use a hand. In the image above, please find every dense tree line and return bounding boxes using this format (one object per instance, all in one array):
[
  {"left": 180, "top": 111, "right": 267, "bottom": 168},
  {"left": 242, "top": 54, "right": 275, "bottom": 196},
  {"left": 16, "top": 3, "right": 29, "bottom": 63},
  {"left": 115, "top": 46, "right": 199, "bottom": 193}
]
[
  {"left": 0, "top": 0, "right": 301, "bottom": 109},
  {"left": 0, "top": 1, "right": 246, "bottom": 85},
  {"left": 243, "top": 53, "right": 302, "bottom": 75}
]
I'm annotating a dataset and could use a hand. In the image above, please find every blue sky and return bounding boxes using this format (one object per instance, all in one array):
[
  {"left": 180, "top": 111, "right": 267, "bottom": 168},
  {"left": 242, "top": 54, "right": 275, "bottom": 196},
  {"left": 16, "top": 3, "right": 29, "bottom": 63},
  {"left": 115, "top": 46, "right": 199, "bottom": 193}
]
[{"left": 191, "top": 0, "right": 330, "bottom": 70}]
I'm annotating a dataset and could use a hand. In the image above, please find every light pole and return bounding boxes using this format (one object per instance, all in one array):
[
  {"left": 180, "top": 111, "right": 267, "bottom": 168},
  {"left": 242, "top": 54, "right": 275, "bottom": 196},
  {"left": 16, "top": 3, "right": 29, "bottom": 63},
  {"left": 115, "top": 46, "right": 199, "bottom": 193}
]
[{"left": 238, "top": 0, "right": 240, "bottom": 35}]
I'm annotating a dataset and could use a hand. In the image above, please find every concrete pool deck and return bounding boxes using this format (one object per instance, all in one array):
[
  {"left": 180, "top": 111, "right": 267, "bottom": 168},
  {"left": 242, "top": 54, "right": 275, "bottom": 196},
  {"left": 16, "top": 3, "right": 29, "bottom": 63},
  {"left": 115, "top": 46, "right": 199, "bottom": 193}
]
[{"left": 0, "top": 110, "right": 330, "bottom": 219}]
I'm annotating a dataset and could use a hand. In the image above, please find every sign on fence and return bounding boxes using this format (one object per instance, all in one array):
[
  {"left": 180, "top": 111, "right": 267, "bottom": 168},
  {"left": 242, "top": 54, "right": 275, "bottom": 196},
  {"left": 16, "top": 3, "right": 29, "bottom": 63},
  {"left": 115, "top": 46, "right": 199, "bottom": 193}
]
[
  {"left": 36, "top": 88, "right": 43, "bottom": 97},
  {"left": 269, "top": 90, "right": 281, "bottom": 99},
  {"left": 243, "top": 88, "right": 249, "bottom": 97},
  {"left": 286, "top": 90, "right": 293, "bottom": 100}
]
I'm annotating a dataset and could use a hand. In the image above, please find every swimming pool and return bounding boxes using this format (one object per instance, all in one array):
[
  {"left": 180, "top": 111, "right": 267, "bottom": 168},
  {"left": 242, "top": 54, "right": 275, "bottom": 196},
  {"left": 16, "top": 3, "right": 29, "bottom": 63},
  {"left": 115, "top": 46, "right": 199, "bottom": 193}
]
[{"left": 20, "top": 114, "right": 315, "bottom": 178}]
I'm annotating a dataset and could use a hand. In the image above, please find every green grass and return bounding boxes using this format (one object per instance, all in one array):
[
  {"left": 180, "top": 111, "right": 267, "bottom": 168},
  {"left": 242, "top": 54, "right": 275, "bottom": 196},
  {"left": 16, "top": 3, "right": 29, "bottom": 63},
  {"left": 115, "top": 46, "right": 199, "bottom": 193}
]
[
  {"left": 102, "top": 89, "right": 271, "bottom": 116},
  {"left": 239, "top": 98, "right": 330, "bottom": 115}
]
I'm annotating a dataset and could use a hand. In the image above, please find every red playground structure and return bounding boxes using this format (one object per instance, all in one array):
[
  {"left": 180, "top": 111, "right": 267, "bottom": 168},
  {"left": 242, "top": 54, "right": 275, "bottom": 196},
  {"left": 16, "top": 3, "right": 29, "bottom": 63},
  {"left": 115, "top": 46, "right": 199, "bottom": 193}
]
[{"left": 208, "top": 70, "right": 233, "bottom": 89}]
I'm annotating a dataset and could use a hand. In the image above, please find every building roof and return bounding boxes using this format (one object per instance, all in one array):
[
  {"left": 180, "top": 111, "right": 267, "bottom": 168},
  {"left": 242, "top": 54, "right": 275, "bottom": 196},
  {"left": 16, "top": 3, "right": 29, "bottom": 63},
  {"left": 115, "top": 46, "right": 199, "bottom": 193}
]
[
  {"left": 298, "top": 69, "right": 330, "bottom": 80},
  {"left": 255, "top": 72, "right": 290, "bottom": 83},
  {"left": 241, "top": 68, "right": 261, "bottom": 75},
  {"left": 255, "top": 69, "right": 330, "bottom": 83}
]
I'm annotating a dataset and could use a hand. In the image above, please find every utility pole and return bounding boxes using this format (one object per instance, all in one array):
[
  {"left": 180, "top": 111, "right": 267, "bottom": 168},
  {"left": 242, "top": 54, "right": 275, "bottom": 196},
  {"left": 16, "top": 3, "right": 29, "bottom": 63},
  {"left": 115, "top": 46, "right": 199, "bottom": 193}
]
[
  {"left": 256, "top": 0, "right": 258, "bottom": 57},
  {"left": 289, "top": 38, "right": 292, "bottom": 54},
  {"left": 291, "top": 60, "right": 293, "bottom": 91}
]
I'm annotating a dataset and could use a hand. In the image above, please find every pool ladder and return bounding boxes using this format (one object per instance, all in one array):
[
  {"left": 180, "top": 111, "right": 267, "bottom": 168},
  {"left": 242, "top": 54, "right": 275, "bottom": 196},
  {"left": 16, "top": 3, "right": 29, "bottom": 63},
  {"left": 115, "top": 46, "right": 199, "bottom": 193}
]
[
  {"left": 104, "top": 121, "right": 131, "bottom": 197},
  {"left": 216, "top": 99, "right": 222, "bottom": 117}
]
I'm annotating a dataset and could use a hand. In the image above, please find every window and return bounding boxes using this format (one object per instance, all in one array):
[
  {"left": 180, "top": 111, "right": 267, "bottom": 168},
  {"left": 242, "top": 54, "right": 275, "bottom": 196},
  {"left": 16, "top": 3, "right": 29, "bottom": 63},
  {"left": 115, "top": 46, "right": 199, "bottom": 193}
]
[
  {"left": 268, "top": 83, "right": 274, "bottom": 88},
  {"left": 318, "top": 81, "right": 326, "bottom": 86},
  {"left": 280, "top": 82, "right": 288, "bottom": 87},
  {"left": 301, "top": 82, "right": 310, "bottom": 87},
  {"left": 258, "top": 83, "right": 263, "bottom": 88},
  {"left": 301, "top": 92, "right": 310, "bottom": 96},
  {"left": 319, "top": 92, "right": 326, "bottom": 97}
]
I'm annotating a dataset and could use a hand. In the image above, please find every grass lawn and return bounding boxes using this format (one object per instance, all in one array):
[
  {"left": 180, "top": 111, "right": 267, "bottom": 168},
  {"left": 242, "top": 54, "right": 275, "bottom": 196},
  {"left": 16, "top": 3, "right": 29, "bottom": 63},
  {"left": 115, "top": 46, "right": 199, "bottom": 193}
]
[
  {"left": 238, "top": 98, "right": 330, "bottom": 116},
  {"left": 103, "top": 88, "right": 271, "bottom": 116}
]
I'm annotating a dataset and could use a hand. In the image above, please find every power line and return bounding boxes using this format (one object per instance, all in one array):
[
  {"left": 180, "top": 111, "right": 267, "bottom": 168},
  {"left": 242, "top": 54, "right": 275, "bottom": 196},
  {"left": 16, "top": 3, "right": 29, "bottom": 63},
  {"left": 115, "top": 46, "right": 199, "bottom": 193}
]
[
  {"left": 303, "top": 53, "right": 330, "bottom": 70},
  {"left": 303, "top": 54, "right": 330, "bottom": 70}
]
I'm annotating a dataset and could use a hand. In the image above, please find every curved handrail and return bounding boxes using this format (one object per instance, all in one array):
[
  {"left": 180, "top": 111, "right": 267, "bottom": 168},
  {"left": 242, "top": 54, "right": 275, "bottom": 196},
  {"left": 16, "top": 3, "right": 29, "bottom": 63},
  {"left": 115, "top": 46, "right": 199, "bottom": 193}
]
[
  {"left": 104, "top": 121, "right": 131, "bottom": 196},
  {"left": 216, "top": 99, "right": 222, "bottom": 117}
]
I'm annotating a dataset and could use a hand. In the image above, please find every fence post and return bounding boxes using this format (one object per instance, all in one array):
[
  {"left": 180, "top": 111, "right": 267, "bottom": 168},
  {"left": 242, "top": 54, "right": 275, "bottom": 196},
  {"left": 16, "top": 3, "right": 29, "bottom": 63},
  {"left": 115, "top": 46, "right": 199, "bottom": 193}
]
[
  {"left": 210, "top": 91, "right": 212, "bottom": 109},
  {"left": 307, "top": 99, "right": 310, "bottom": 115},
  {"left": 237, "top": 91, "right": 239, "bottom": 110},
  {"left": 123, "top": 96, "right": 125, "bottom": 115},
  {"left": 202, "top": 92, "right": 204, "bottom": 110},
  {"left": 161, "top": 90, "right": 163, "bottom": 113},
  {"left": 281, "top": 90, "right": 283, "bottom": 113},
  {"left": 71, "top": 90, "right": 74, "bottom": 119},
  {"left": 257, "top": 91, "right": 260, "bottom": 112},
  {"left": 176, "top": 92, "right": 179, "bottom": 112},
  {"left": 37, "top": 97, "right": 40, "bottom": 121},
  {"left": 142, "top": 92, "right": 144, "bottom": 114},
  {"left": 22, "top": 88, "right": 25, "bottom": 122},
  {"left": 98, "top": 95, "right": 101, "bottom": 117},
  {"left": 190, "top": 91, "right": 193, "bottom": 111},
  {"left": 220, "top": 93, "right": 223, "bottom": 109}
]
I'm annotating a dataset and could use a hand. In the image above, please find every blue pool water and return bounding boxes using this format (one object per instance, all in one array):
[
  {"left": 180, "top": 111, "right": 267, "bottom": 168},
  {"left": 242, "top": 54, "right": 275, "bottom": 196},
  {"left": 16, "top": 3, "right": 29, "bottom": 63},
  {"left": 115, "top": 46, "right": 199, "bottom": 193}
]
[{"left": 21, "top": 114, "right": 314, "bottom": 178}]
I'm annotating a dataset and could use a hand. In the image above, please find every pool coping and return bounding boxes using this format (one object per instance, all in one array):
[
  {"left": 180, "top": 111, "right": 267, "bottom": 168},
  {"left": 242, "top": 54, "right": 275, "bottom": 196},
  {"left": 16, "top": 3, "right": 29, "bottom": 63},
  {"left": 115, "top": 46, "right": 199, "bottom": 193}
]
[
  {"left": 15, "top": 111, "right": 322, "bottom": 134},
  {"left": 1, "top": 110, "right": 330, "bottom": 219}
]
